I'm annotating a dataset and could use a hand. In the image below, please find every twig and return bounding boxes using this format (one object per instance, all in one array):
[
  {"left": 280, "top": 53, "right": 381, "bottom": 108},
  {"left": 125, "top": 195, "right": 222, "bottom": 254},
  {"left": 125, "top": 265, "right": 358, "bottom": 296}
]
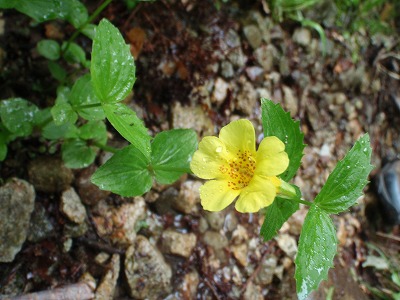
[
  {"left": 376, "top": 231, "right": 400, "bottom": 242},
  {"left": 240, "top": 250, "right": 270, "bottom": 295},
  {"left": 76, "top": 236, "right": 125, "bottom": 254},
  {"left": 5, "top": 282, "right": 94, "bottom": 300}
]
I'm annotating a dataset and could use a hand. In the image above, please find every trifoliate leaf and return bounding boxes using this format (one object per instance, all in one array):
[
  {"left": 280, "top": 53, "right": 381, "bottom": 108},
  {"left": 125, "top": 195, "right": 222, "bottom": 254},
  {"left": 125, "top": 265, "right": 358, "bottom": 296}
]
[
  {"left": 261, "top": 98, "right": 305, "bottom": 181},
  {"left": 37, "top": 39, "right": 60, "bottom": 60},
  {"left": 91, "top": 145, "right": 152, "bottom": 196},
  {"left": 260, "top": 185, "right": 301, "bottom": 241},
  {"left": 0, "top": 98, "right": 39, "bottom": 137},
  {"left": 78, "top": 120, "right": 107, "bottom": 145},
  {"left": 151, "top": 129, "right": 198, "bottom": 184},
  {"left": 295, "top": 205, "right": 337, "bottom": 300},
  {"left": 102, "top": 102, "right": 151, "bottom": 159},
  {"left": 314, "top": 134, "right": 373, "bottom": 213},
  {"left": 69, "top": 74, "right": 105, "bottom": 121},
  {"left": 91, "top": 19, "right": 136, "bottom": 103}
]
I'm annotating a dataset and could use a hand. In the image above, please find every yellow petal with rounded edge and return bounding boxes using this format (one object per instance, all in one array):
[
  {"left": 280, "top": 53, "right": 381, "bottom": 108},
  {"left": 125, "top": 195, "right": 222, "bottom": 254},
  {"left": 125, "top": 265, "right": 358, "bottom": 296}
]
[
  {"left": 255, "top": 136, "right": 289, "bottom": 176},
  {"left": 219, "top": 119, "right": 256, "bottom": 155},
  {"left": 190, "top": 136, "right": 233, "bottom": 180},
  {"left": 235, "top": 175, "right": 277, "bottom": 213},
  {"left": 200, "top": 180, "right": 240, "bottom": 211}
]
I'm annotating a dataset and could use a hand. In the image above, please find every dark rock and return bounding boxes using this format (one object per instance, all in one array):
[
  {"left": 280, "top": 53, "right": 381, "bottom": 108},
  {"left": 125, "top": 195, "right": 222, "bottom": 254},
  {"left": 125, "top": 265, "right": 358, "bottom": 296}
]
[
  {"left": 75, "top": 165, "right": 110, "bottom": 206},
  {"left": 28, "top": 156, "right": 73, "bottom": 193}
]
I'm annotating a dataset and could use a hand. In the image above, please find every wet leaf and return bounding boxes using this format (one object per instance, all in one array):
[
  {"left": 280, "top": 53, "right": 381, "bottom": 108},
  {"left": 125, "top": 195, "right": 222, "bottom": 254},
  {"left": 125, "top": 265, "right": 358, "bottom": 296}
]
[
  {"left": 69, "top": 74, "right": 105, "bottom": 121},
  {"left": 102, "top": 102, "right": 151, "bottom": 159},
  {"left": 62, "top": 139, "right": 96, "bottom": 169},
  {"left": 48, "top": 61, "right": 67, "bottom": 81},
  {"left": 295, "top": 205, "right": 337, "bottom": 300},
  {"left": 314, "top": 134, "right": 373, "bottom": 213},
  {"left": 151, "top": 129, "right": 198, "bottom": 184},
  {"left": 0, "top": 0, "right": 88, "bottom": 28},
  {"left": 0, "top": 98, "right": 39, "bottom": 137},
  {"left": 51, "top": 102, "right": 77, "bottom": 125},
  {"left": 261, "top": 98, "right": 305, "bottom": 181},
  {"left": 62, "top": 42, "right": 87, "bottom": 65},
  {"left": 260, "top": 185, "right": 301, "bottom": 241},
  {"left": 91, "top": 19, "right": 136, "bottom": 103},
  {"left": 37, "top": 39, "right": 60, "bottom": 60},
  {"left": 78, "top": 120, "right": 107, "bottom": 145},
  {"left": 91, "top": 145, "right": 152, "bottom": 196}
]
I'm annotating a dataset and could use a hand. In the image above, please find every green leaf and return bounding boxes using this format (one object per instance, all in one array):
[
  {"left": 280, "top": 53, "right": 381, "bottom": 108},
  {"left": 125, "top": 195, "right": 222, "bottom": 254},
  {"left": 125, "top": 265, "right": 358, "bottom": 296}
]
[
  {"left": 0, "top": 131, "right": 8, "bottom": 161},
  {"left": 91, "top": 19, "right": 136, "bottom": 103},
  {"left": 78, "top": 120, "right": 107, "bottom": 145},
  {"left": 260, "top": 185, "right": 301, "bottom": 241},
  {"left": 102, "top": 102, "right": 151, "bottom": 159},
  {"left": 62, "top": 42, "right": 87, "bottom": 65},
  {"left": 51, "top": 102, "right": 78, "bottom": 125},
  {"left": 81, "top": 24, "right": 96, "bottom": 40},
  {"left": 42, "top": 121, "right": 75, "bottom": 140},
  {"left": 91, "top": 145, "right": 152, "bottom": 196},
  {"left": 295, "top": 205, "right": 337, "bottom": 300},
  {"left": 37, "top": 39, "right": 60, "bottom": 60},
  {"left": 69, "top": 74, "right": 105, "bottom": 121},
  {"left": 151, "top": 129, "right": 198, "bottom": 184},
  {"left": 1, "top": 0, "right": 87, "bottom": 27},
  {"left": 314, "top": 134, "right": 373, "bottom": 213},
  {"left": 261, "top": 98, "right": 305, "bottom": 181},
  {"left": 62, "top": 139, "right": 96, "bottom": 169},
  {"left": 48, "top": 61, "right": 67, "bottom": 81},
  {"left": 0, "top": 98, "right": 39, "bottom": 137}
]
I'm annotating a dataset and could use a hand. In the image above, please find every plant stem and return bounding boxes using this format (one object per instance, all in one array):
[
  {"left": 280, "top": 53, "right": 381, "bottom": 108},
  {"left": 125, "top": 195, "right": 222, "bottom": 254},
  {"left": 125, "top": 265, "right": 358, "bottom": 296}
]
[
  {"left": 94, "top": 142, "right": 118, "bottom": 153},
  {"left": 64, "top": 0, "right": 113, "bottom": 52},
  {"left": 285, "top": 197, "right": 312, "bottom": 207},
  {"left": 74, "top": 103, "right": 103, "bottom": 109}
]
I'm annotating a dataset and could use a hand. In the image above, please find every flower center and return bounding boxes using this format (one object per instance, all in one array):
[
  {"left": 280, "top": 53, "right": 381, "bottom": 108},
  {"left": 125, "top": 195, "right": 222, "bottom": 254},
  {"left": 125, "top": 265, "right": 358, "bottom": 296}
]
[{"left": 221, "top": 150, "right": 256, "bottom": 190}]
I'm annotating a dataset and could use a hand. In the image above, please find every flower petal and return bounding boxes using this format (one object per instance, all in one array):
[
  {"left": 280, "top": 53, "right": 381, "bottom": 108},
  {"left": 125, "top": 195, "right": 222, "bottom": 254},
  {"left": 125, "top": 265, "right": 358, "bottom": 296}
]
[
  {"left": 200, "top": 180, "right": 240, "bottom": 211},
  {"left": 190, "top": 136, "right": 233, "bottom": 179},
  {"left": 235, "top": 175, "right": 277, "bottom": 213},
  {"left": 219, "top": 119, "right": 256, "bottom": 154},
  {"left": 255, "top": 136, "right": 289, "bottom": 176}
]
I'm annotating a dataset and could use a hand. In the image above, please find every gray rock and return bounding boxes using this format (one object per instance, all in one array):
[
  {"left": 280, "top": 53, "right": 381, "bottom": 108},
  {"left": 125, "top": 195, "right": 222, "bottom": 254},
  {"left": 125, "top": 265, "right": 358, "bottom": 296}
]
[
  {"left": 176, "top": 270, "right": 199, "bottom": 299},
  {"left": 92, "top": 197, "right": 146, "bottom": 247},
  {"left": 0, "top": 178, "right": 35, "bottom": 262},
  {"left": 224, "top": 29, "right": 247, "bottom": 67},
  {"left": 28, "top": 156, "right": 73, "bottom": 193},
  {"left": 203, "top": 231, "right": 228, "bottom": 250},
  {"left": 154, "top": 187, "right": 179, "bottom": 215},
  {"left": 256, "top": 257, "right": 277, "bottom": 285},
  {"left": 27, "top": 203, "right": 55, "bottom": 242},
  {"left": 235, "top": 77, "right": 258, "bottom": 115},
  {"left": 292, "top": 28, "right": 312, "bottom": 47},
  {"left": 282, "top": 85, "right": 298, "bottom": 116},
  {"left": 125, "top": 235, "right": 172, "bottom": 299},
  {"left": 205, "top": 211, "right": 225, "bottom": 230},
  {"left": 221, "top": 61, "right": 234, "bottom": 78},
  {"left": 254, "top": 45, "right": 277, "bottom": 72},
  {"left": 64, "top": 222, "right": 88, "bottom": 238},
  {"left": 171, "top": 102, "right": 214, "bottom": 137},
  {"left": 231, "top": 243, "right": 248, "bottom": 266},
  {"left": 60, "top": 187, "right": 87, "bottom": 224},
  {"left": 212, "top": 77, "right": 229, "bottom": 105},
  {"left": 243, "top": 282, "right": 263, "bottom": 300},
  {"left": 95, "top": 254, "right": 120, "bottom": 300},
  {"left": 243, "top": 25, "right": 262, "bottom": 49},
  {"left": 160, "top": 229, "right": 197, "bottom": 258},
  {"left": 275, "top": 233, "right": 298, "bottom": 259},
  {"left": 172, "top": 180, "right": 201, "bottom": 214},
  {"left": 246, "top": 66, "right": 264, "bottom": 82}
]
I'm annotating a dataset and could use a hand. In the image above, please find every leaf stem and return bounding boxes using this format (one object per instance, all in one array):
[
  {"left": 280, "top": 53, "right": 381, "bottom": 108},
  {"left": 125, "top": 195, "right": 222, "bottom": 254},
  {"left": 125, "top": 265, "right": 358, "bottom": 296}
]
[
  {"left": 285, "top": 197, "right": 312, "bottom": 207},
  {"left": 93, "top": 142, "right": 118, "bottom": 153},
  {"left": 64, "top": 0, "right": 113, "bottom": 52},
  {"left": 74, "top": 103, "right": 103, "bottom": 109}
]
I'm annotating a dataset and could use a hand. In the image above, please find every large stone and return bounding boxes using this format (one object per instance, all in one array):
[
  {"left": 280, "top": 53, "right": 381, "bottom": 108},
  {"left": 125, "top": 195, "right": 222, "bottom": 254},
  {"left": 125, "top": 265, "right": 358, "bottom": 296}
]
[
  {"left": 125, "top": 235, "right": 172, "bottom": 299},
  {"left": 243, "top": 25, "right": 262, "bottom": 49},
  {"left": 28, "top": 156, "right": 73, "bottom": 193},
  {"left": 92, "top": 197, "right": 146, "bottom": 247},
  {"left": 172, "top": 180, "right": 201, "bottom": 214},
  {"left": 75, "top": 165, "right": 110, "bottom": 206},
  {"left": 0, "top": 178, "right": 35, "bottom": 262}
]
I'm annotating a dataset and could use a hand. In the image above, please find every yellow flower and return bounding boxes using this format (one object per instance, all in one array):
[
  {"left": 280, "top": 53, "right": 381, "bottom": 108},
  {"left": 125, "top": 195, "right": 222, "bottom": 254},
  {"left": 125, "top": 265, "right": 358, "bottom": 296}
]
[{"left": 190, "top": 119, "right": 295, "bottom": 213}]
